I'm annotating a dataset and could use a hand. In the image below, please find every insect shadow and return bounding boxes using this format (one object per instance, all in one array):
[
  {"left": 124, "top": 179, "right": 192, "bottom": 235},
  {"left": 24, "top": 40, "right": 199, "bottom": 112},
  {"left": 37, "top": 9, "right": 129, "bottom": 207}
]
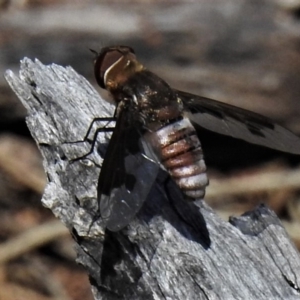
[{"left": 139, "top": 169, "right": 211, "bottom": 248}]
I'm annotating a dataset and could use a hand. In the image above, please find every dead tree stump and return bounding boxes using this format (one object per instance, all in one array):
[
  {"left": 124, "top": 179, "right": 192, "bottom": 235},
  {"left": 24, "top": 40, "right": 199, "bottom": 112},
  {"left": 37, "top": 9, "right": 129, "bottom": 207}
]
[{"left": 5, "top": 58, "right": 300, "bottom": 300}]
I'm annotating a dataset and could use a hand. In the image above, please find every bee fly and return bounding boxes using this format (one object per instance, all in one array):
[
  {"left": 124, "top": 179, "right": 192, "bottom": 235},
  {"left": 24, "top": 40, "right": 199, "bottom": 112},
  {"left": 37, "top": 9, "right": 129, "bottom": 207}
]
[{"left": 87, "top": 45, "right": 300, "bottom": 231}]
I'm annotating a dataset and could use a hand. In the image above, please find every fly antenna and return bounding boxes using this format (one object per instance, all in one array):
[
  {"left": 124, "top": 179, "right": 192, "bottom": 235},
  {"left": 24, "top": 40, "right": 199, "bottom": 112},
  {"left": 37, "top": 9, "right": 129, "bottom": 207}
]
[{"left": 89, "top": 48, "right": 98, "bottom": 56}]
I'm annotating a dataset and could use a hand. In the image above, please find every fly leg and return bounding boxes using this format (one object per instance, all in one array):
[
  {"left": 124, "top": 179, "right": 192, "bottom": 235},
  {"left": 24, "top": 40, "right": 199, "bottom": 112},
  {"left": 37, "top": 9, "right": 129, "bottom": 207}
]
[
  {"left": 77, "top": 117, "right": 115, "bottom": 144},
  {"left": 65, "top": 117, "right": 115, "bottom": 163}
]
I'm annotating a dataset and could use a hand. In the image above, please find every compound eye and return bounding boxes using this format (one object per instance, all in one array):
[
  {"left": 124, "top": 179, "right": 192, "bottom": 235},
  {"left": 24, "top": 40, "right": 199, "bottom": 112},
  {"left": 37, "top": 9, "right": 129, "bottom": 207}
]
[
  {"left": 94, "top": 46, "right": 135, "bottom": 89},
  {"left": 94, "top": 49, "right": 123, "bottom": 88}
]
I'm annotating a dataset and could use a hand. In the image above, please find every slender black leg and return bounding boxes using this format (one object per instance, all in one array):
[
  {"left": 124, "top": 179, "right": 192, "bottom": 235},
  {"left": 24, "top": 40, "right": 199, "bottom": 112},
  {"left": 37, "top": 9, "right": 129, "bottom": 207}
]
[
  {"left": 66, "top": 117, "right": 116, "bottom": 162},
  {"left": 73, "top": 127, "right": 114, "bottom": 161},
  {"left": 77, "top": 117, "right": 116, "bottom": 143}
]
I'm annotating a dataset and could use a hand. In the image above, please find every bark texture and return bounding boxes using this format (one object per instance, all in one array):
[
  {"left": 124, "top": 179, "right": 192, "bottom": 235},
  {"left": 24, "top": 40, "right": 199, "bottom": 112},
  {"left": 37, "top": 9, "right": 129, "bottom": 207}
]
[{"left": 5, "top": 59, "right": 300, "bottom": 300}]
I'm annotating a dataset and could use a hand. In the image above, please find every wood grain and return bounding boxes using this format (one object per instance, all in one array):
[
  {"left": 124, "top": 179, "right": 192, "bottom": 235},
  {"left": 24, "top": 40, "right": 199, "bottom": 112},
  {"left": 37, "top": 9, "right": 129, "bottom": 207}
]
[{"left": 5, "top": 59, "right": 300, "bottom": 300}]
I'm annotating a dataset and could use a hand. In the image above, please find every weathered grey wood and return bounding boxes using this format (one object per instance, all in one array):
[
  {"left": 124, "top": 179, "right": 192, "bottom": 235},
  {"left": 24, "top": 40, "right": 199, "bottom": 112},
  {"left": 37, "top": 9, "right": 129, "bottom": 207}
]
[{"left": 5, "top": 59, "right": 300, "bottom": 300}]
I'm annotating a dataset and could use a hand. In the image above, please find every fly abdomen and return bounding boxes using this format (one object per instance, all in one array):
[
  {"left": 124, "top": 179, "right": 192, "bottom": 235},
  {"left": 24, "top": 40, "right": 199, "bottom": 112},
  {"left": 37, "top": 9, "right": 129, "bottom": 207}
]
[{"left": 154, "top": 117, "right": 209, "bottom": 200}]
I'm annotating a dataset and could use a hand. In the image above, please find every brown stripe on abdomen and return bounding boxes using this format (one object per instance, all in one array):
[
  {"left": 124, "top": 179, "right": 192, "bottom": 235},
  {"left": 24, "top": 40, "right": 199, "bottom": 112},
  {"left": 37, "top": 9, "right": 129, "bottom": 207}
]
[{"left": 154, "top": 117, "right": 208, "bottom": 200}]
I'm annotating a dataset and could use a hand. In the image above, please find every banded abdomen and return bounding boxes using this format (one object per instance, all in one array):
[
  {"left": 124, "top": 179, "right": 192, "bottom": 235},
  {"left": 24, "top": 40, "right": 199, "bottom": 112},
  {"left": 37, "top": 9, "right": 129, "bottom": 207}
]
[{"left": 151, "top": 117, "right": 209, "bottom": 200}]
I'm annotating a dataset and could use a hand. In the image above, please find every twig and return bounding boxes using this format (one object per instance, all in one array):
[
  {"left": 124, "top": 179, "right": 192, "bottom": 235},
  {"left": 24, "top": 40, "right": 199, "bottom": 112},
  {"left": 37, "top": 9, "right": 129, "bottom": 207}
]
[
  {"left": 207, "top": 168, "right": 300, "bottom": 198},
  {"left": 0, "top": 134, "right": 46, "bottom": 194},
  {"left": 0, "top": 220, "right": 69, "bottom": 264}
]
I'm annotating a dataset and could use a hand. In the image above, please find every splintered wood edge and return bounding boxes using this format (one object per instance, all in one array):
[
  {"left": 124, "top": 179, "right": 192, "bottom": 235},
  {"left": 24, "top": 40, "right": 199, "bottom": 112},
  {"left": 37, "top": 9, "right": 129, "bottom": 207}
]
[{"left": 4, "top": 58, "right": 300, "bottom": 300}]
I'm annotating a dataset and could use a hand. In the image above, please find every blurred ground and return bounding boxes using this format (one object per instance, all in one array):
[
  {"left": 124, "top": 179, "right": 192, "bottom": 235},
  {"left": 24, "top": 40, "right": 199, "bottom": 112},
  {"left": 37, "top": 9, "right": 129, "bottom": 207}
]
[{"left": 1, "top": 0, "right": 300, "bottom": 299}]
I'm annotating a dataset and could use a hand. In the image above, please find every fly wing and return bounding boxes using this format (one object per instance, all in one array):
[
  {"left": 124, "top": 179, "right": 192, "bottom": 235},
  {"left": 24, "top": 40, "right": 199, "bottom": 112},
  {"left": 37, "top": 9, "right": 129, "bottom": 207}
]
[
  {"left": 98, "top": 111, "right": 159, "bottom": 232},
  {"left": 177, "top": 90, "right": 300, "bottom": 155}
]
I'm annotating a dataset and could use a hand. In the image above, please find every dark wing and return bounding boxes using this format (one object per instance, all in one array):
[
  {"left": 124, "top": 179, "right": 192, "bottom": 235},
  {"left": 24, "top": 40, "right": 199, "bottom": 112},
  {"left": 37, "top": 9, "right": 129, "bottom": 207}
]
[
  {"left": 98, "top": 111, "right": 159, "bottom": 232},
  {"left": 177, "top": 90, "right": 300, "bottom": 155}
]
